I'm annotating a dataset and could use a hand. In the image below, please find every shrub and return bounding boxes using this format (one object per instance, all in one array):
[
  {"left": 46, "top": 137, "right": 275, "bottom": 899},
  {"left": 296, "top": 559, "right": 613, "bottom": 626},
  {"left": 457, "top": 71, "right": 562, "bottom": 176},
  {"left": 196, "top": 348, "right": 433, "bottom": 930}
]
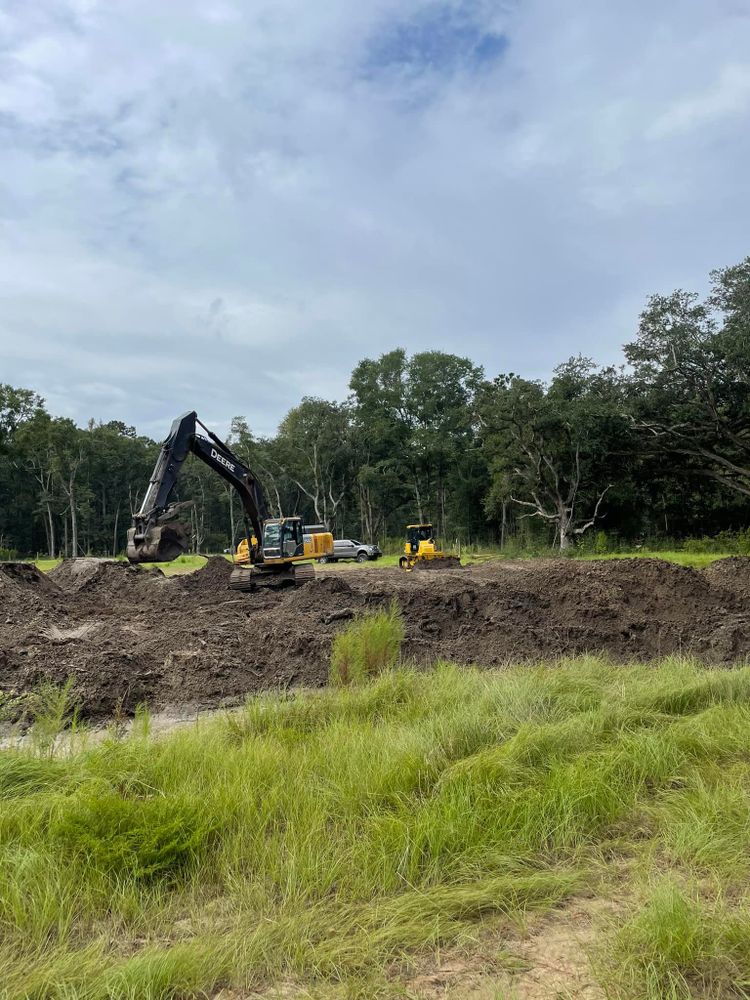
[{"left": 330, "top": 602, "right": 404, "bottom": 686}]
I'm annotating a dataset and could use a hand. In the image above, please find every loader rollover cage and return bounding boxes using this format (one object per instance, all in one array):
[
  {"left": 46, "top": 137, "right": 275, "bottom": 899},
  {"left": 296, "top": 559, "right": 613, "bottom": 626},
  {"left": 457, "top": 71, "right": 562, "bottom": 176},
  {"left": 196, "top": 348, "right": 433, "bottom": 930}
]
[{"left": 127, "top": 410, "right": 266, "bottom": 566}]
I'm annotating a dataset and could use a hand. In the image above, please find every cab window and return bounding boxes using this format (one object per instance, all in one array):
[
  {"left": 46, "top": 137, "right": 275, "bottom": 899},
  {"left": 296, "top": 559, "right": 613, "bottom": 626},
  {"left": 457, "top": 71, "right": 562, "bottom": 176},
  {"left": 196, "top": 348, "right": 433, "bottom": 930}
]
[
  {"left": 263, "top": 523, "right": 281, "bottom": 548},
  {"left": 281, "top": 521, "right": 303, "bottom": 557}
]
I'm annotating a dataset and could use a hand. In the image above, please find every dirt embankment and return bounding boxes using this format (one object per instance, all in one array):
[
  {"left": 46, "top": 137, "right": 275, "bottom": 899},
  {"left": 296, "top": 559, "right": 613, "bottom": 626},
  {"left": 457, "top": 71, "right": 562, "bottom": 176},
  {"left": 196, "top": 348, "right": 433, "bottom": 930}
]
[{"left": 1, "top": 556, "right": 749, "bottom": 717}]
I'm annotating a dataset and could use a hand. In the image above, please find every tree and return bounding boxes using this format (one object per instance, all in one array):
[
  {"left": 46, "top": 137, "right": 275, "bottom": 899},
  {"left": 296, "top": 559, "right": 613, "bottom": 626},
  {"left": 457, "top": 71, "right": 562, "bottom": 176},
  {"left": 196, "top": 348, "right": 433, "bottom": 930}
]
[
  {"left": 49, "top": 419, "right": 91, "bottom": 558},
  {"left": 83, "top": 421, "right": 159, "bottom": 555},
  {"left": 14, "top": 410, "right": 58, "bottom": 557},
  {"left": 273, "top": 399, "right": 353, "bottom": 532},
  {"left": 229, "top": 417, "right": 287, "bottom": 520},
  {"left": 479, "top": 359, "right": 630, "bottom": 550},
  {"left": 0, "top": 385, "right": 43, "bottom": 453},
  {"left": 626, "top": 259, "right": 750, "bottom": 500},
  {"left": 350, "top": 349, "right": 485, "bottom": 539}
]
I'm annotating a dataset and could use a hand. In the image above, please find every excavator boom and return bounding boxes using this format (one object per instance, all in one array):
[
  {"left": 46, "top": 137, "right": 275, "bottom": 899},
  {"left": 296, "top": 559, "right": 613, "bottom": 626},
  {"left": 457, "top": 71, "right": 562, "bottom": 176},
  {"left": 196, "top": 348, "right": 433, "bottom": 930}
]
[
  {"left": 126, "top": 411, "right": 333, "bottom": 589},
  {"left": 127, "top": 411, "right": 265, "bottom": 564}
]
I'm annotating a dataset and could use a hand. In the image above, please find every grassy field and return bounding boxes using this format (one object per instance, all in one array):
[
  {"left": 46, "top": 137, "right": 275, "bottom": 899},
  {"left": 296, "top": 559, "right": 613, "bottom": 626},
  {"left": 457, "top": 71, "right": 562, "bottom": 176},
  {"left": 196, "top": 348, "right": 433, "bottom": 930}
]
[
  {"left": 3, "top": 655, "right": 750, "bottom": 998},
  {"left": 29, "top": 548, "right": 735, "bottom": 575},
  {"left": 334, "top": 549, "right": 732, "bottom": 570},
  {"left": 33, "top": 554, "right": 224, "bottom": 576}
]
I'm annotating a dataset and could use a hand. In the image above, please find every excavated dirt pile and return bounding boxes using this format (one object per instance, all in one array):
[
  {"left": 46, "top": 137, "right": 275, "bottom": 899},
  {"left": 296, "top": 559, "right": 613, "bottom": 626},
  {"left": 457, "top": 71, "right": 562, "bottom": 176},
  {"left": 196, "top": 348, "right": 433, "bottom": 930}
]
[{"left": 1, "top": 556, "right": 749, "bottom": 717}]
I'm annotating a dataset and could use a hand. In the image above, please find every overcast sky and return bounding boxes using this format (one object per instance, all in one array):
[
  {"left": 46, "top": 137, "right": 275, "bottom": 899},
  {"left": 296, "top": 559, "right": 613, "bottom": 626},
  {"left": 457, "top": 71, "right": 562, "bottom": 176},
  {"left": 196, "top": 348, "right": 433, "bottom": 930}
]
[{"left": 1, "top": 0, "right": 749, "bottom": 439}]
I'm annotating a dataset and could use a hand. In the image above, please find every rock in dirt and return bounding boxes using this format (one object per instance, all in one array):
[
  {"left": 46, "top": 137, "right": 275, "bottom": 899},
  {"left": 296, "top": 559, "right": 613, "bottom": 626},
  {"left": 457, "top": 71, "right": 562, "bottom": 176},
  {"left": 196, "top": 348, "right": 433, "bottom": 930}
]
[{"left": 1, "top": 556, "right": 750, "bottom": 718}]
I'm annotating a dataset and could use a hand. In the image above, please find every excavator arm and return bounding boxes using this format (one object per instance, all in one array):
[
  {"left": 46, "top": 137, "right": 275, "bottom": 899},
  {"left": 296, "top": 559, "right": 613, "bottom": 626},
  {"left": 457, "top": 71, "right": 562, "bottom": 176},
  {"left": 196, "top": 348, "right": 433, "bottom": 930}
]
[{"left": 127, "top": 411, "right": 266, "bottom": 564}]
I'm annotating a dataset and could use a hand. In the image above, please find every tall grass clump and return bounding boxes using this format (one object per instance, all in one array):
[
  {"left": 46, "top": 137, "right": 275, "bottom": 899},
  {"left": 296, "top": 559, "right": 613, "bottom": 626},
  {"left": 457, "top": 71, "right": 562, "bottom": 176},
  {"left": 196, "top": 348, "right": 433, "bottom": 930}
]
[
  {"left": 606, "top": 881, "right": 750, "bottom": 999},
  {"left": 329, "top": 601, "right": 404, "bottom": 685}
]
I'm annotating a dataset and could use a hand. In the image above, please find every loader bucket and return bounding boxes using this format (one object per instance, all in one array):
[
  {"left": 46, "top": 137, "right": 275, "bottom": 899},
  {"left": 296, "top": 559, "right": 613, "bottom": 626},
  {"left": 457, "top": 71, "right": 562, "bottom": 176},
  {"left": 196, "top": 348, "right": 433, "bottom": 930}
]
[
  {"left": 126, "top": 523, "right": 189, "bottom": 563},
  {"left": 413, "top": 555, "right": 462, "bottom": 571}
]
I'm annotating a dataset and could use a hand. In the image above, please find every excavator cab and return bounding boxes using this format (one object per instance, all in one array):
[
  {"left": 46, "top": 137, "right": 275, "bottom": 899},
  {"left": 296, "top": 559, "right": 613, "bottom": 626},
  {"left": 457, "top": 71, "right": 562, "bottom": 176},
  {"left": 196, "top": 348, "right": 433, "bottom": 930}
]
[
  {"left": 231, "top": 517, "right": 333, "bottom": 589},
  {"left": 259, "top": 518, "right": 305, "bottom": 559}
]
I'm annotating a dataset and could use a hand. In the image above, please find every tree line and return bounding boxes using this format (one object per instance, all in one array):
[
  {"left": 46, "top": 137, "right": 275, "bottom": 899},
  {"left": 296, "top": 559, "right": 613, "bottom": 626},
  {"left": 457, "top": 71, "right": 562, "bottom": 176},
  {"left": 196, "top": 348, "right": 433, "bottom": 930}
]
[{"left": 1, "top": 257, "right": 749, "bottom": 558}]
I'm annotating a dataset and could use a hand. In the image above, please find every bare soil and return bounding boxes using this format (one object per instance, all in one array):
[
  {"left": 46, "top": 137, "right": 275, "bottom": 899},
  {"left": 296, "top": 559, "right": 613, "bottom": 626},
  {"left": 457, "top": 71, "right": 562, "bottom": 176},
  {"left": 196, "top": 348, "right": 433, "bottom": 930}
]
[{"left": 1, "top": 556, "right": 749, "bottom": 717}]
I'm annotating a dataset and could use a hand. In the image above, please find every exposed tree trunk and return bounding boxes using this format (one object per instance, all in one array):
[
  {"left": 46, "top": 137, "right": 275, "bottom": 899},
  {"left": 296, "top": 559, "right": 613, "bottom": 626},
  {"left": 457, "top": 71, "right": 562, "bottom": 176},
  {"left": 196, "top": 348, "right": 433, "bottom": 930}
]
[
  {"left": 439, "top": 481, "right": 447, "bottom": 543},
  {"left": 40, "top": 507, "right": 51, "bottom": 558},
  {"left": 47, "top": 503, "right": 55, "bottom": 559},
  {"left": 413, "top": 475, "right": 424, "bottom": 523},
  {"left": 69, "top": 475, "right": 78, "bottom": 556},
  {"left": 512, "top": 481, "right": 610, "bottom": 551},
  {"left": 112, "top": 503, "right": 120, "bottom": 556},
  {"left": 358, "top": 480, "right": 382, "bottom": 544},
  {"left": 559, "top": 518, "right": 572, "bottom": 550}
]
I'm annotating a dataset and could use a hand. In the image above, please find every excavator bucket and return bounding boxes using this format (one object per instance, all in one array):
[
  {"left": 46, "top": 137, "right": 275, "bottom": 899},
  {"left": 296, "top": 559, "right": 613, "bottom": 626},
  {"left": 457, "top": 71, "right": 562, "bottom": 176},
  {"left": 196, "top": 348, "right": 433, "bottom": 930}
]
[{"left": 126, "top": 523, "right": 189, "bottom": 563}]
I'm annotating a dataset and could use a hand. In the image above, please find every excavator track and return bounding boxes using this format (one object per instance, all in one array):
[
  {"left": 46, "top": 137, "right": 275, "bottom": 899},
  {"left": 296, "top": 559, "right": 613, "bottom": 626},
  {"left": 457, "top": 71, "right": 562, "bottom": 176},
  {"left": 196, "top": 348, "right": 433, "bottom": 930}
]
[{"left": 229, "top": 562, "right": 316, "bottom": 592}]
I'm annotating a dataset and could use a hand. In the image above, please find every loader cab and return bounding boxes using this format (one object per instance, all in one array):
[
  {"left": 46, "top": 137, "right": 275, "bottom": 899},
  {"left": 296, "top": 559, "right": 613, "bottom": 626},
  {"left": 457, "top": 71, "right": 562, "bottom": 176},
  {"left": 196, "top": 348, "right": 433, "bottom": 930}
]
[
  {"left": 262, "top": 517, "right": 304, "bottom": 560},
  {"left": 406, "top": 523, "right": 435, "bottom": 554}
]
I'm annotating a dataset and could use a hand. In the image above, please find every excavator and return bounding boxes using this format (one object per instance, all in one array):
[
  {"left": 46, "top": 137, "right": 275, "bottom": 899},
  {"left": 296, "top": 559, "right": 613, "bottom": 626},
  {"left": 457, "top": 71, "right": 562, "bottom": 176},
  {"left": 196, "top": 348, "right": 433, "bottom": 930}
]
[
  {"left": 126, "top": 411, "right": 333, "bottom": 590},
  {"left": 398, "top": 523, "right": 461, "bottom": 571}
]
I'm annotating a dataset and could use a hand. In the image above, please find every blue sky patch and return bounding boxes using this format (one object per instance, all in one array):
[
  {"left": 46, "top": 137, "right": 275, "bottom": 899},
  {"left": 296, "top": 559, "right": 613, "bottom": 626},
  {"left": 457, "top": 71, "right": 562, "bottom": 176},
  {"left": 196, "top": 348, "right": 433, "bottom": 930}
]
[{"left": 365, "top": 6, "right": 508, "bottom": 77}]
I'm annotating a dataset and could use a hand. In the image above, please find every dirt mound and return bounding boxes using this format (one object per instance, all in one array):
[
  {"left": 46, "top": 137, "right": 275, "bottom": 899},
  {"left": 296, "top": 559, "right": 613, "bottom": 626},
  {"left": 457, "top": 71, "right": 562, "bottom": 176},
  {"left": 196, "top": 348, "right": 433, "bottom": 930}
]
[
  {"left": 410, "top": 556, "right": 463, "bottom": 571},
  {"left": 50, "top": 558, "right": 120, "bottom": 592},
  {"left": 0, "top": 562, "right": 61, "bottom": 595},
  {"left": 177, "top": 556, "right": 233, "bottom": 592},
  {"left": 703, "top": 556, "right": 750, "bottom": 602},
  {"left": 50, "top": 559, "right": 167, "bottom": 603},
  {"left": 1, "top": 556, "right": 750, "bottom": 718},
  {"left": 0, "top": 562, "right": 63, "bottom": 621}
]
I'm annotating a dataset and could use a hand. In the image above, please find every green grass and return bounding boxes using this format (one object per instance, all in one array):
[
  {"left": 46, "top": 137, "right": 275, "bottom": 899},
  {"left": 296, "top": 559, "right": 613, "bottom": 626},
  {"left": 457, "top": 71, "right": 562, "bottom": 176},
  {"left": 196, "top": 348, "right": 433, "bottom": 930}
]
[
  {"left": 3, "top": 655, "right": 750, "bottom": 997},
  {"left": 143, "top": 553, "right": 232, "bottom": 576},
  {"left": 29, "top": 554, "right": 230, "bottom": 576},
  {"left": 25, "top": 547, "right": 738, "bottom": 577},
  {"left": 34, "top": 557, "right": 62, "bottom": 573},
  {"left": 320, "top": 549, "right": 735, "bottom": 571},
  {"left": 329, "top": 601, "right": 404, "bottom": 685}
]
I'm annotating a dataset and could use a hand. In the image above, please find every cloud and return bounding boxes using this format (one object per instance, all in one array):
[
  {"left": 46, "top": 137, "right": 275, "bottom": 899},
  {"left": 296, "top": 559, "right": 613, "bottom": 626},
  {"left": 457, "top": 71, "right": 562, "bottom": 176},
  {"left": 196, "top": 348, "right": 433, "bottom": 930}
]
[
  {"left": 647, "top": 64, "right": 750, "bottom": 138},
  {"left": 0, "top": 0, "right": 749, "bottom": 439}
]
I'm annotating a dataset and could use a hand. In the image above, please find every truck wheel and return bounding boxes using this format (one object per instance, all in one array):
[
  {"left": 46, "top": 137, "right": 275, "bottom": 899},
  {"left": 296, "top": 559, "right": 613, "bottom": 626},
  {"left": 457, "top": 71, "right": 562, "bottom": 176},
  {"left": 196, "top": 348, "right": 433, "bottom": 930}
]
[
  {"left": 318, "top": 556, "right": 329, "bottom": 564},
  {"left": 356, "top": 551, "right": 368, "bottom": 563}
]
